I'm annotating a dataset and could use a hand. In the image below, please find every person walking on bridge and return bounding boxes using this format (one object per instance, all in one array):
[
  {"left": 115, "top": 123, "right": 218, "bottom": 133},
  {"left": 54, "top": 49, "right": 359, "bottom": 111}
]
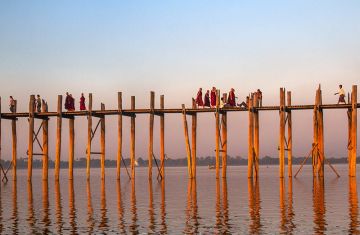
[
  {"left": 210, "top": 87, "right": 217, "bottom": 107},
  {"left": 9, "top": 96, "right": 16, "bottom": 113},
  {"left": 334, "top": 85, "right": 346, "bottom": 104},
  {"left": 80, "top": 93, "right": 86, "bottom": 110},
  {"left": 204, "top": 90, "right": 210, "bottom": 107},
  {"left": 195, "top": 88, "right": 204, "bottom": 108},
  {"left": 227, "top": 88, "right": 236, "bottom": 107},
  {"left": 36, "top": 95, "right": 42, "bottom": 113}
]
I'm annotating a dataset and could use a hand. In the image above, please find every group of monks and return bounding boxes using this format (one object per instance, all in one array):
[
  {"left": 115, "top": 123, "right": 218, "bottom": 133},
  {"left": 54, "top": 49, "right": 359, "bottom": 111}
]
[
  {"left": 65, "top": 92, "right": 87, "bottom": 111},
  {"left": 195, "top": 87, "right": 262, "bottom": 108}
]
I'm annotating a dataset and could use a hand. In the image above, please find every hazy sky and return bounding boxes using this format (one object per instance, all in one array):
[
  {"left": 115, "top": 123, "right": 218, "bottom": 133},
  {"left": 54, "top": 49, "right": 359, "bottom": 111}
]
[{"left": 0, "top": 1, "right": 359, "bottom": 161}]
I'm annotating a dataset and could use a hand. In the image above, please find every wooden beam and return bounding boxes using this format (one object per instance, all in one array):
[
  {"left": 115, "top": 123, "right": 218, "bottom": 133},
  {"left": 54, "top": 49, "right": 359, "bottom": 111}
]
[
  {"left": 69, "top": 116, "right": 75, "bottom": 180},
  {"left": 248, "top": 95, "right": 254, "bottom": 178},
  {"left": 279, "top": 88, "right": 285, "bottom": 178},
  {"left": 313, "top": 89, "right": 319, "bottom": 176},
  {"left": 12, "top": 100, "right": 17, "bottom": 181},
  {"left": 287, "top": 91, "right": 293, "bottom": 177},
  {"left": 42, "top": 100, "right": 49, "bottom": 181},
  {"left": 182, "top": 104, "right": 192, "bottom": 178},
  {"left": 215, "top": 89, "right": 220, "bottom": 179},
  {"left": 253, "top": 93, "right": 259, "bottom": 179},
  {"left": 160, "top": 95, "right": 165, "bottom": 179},
  {"left": 28, "top": 95, "right": 35, "bottom": 182},
  {"left": 130, "top": 96, "right": 136, "bottom": 179},
  {"left": 317, "top": 88, "right": 324, "bottom": 177},
  {"left": 55, "top": 95, "right": 62, "bottom": 181},
  {"left": 117, "top": 92, "right": 122, "bottom": 180},
  {"left": 350, "top": 85, "right": 357, "bottom": 177},
  {"left": 221, "top": 93, "right": 227, "bottom": 178},
  {"left": 149, "top": 91, "right": 155, "bottom": 180},
  {"left": 100, "top": 103, "right": 106, "bottom": 180},
  {"left": 191, "top": 98, "right": 197, "bottom": 179},
  {"left": 86, "top": 93, "right": 93, "bottom": 180}
]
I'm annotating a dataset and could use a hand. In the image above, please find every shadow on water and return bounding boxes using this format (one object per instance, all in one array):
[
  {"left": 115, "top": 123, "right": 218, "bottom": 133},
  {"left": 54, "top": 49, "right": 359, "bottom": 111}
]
[
  {"left": 313, "top": 177, "right": 327, "bottom": 234},
  {"left": 248, "top": 178, "right": 262, "bottom": 234},
  {"left": 348, "top": 177, "right": 360, "bottom": 234},
  {"left": 184, "top": 179, "right": 199, "bottom": 234}
]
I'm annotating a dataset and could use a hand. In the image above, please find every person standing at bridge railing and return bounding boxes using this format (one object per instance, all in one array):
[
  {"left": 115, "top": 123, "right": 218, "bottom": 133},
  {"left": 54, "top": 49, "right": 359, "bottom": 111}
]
[{"left": 334, "top": 84, "right": 346, "bottom": 104}]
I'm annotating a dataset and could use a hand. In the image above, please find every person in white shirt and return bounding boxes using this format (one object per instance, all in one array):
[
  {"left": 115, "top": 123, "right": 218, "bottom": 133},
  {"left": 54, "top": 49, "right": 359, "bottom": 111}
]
[{"left": 334, "top": 85, "right": 346, "bottom": 104}]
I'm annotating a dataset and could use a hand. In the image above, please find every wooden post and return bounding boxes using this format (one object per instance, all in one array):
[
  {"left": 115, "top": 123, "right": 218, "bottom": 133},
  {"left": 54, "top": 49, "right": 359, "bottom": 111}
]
[
  {"left": 287, "top": 91, "right": 293, "bottom": 177},
  {"left": 215, "top": 89, "right": 220, "bottom": 179},
  {"left": 69, "top": 117, "right": 75, "bottom": 180},
  {"left": 253, "top": 93, "right": 259, "bottom": 179},
  {"left": 317, "top": 88, "right": 324, "bottom": 177},
  {"left": 86, "top": 93, "right": 93, "bottom": 180},
  {"left": 279, "top": 88, "right": 285, "bottom": 178},
  {"left": 0, "top": 97, "right": 1, "bottom": 181},
  {"left": 248, "top": 95, "right": 254, "bottom": 178},
  {"left": 28, "top": 95, "right": 35, "bottom": 182},
  {"left": 181, "top": 104, "right": 192, "bottom": 178},
  {"left": 191, "top": 98, "right": 197, "bottom": 179},
  {"left": 130, "top": 96, "right": 136, "bottom": 179},
  {"left": 347, "top": 105, "right": 352, "bottom": 173},
  {"left": 12, "top": 100, "right": 17, "bottom": 180},
  {"left": 42, "top": 101, "right": 49, "bottom": 181},
  {"left": 221, "top": 93, "right": 227, "bottom": 178},
  {"left": 350, "top": 85, "right": 357, "bottom": 177},
  {"left": 100, "top": 103, "right": 105, "bottom": 180},
  {"left": 160, "top": 95, "right": 165, "bottom": 179},
  {"left": 313, "top": 90, "right": 319, "bottom": 176},
  {"left": 55, "top": 95, "right": 62, "bottom": 181},
  {"left": 117, "top": 92, "right": 122, "bottom": 180},
  {"left": 148, "top": 91, "right": 155, "bottom": 180}
]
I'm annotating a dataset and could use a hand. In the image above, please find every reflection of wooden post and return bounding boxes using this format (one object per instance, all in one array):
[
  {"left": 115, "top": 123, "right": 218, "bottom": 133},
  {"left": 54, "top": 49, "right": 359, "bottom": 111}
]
[
  {"left": 55, "top": 180, "right": 62, "bottom": 232},
  {"left": 248, "top": 95, "right": 254, "bottom": 178},
  {"left": 350, "top": 85, "right": 357, "bottom": 177},
  {"left": 317, "top": 88, "right": 324, "bottom": 177},
  {"left": 253, "top": 94, "right": 259, "bottom": 179},
  {"left": 130, "top": 96, "right": 136, "bottom": 179},
  {"left": 12, "top": 100, "right": 17, "bottom": 180},
  {"left": 221, "top": 93, "right": 227, "bottom": 178},
  {"left": 182, "top": 104, "right": 192, "bottom": 179},
  {"left": 117, "top": 92, "right": 122, "bottom": 180},
  {"left": 42, "top": 101, "right": 49, "bottom": 181},
  {"left": 215, "top": 90, "right": 220, "bottom": 179},
  {"left": 55, "top": 95, "right": 62, "bottom": 181},
  {"left": 86, "top": 93, "right": 92, "bottom": 180},
  {"left": 28, "top": 95, "right": 35, "bottom": 182},
  {"left": 279, "top": 88, "right": 285, "bottom": 178},
  {"left": 349, "top": 177, "right": 358, "bottom": 231},
  {"left": 100, "top": 103, "right": 105, "bottom": 180},
  {"left": 69, "top": 117, "right": 75, "bottom": 180},
  {"left": 287, "top": 91, "right": 292, "bottom": 177},
  {"left": 191, "top": 98, "right": 197, "bottom": 179},
  {"left": 148, "top": 92, "right": 155, "bottom": 180},
  {"left": 160, "top": 95, "right": 165, "bottom": 179}
]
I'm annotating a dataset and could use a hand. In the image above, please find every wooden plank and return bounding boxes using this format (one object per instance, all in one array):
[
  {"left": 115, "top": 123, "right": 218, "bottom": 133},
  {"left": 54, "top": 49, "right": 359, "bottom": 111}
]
[
  {"left": 55, "top": 95, "right": 62, "bottom": 181},
  {"left": 191, "top": 98, "right": 197, "bottom": 179},
  {"left": 28, "top": 95, "right": 35, "bottom": 182},
  {"left": 130, "top": 96, "right": 136, "bottom": 179},
  {"left": 117, "top": 92, "right": 122, "bottom": 180},
  {"left": 42, "top": 100, "right": 49, "bottom": 181},
  {"left": 101, "top": 103, "right": 105, "bottom": 180},
  {"left": 148, "top": 91, "right": 155, "bottom": 179},
  {"left": 86, "top": 93, "right": 93, "bottom": 180}
]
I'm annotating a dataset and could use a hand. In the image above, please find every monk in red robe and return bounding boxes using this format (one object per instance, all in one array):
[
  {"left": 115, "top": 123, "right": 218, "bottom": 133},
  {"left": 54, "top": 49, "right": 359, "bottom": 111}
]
[
  {"left": 80, "top": 93, "right": 86, "bottom": 110},
  {"left": 227, "top": 88, "right": 236, "bottom": 106},
  {"left": 210, "top": 87, "right": 217, "bottom": 107},
  {"left": 195, "top": 88, "right": 204, "bottom": 107},
  {"left": 204, "top": 90, "right": 210, "bottom": 107}
]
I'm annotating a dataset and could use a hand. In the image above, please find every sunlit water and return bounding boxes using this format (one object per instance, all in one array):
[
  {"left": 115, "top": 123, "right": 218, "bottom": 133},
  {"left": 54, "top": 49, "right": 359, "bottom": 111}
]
[{"left": 0, "top": 165, "right": 359, "bottom": 234}]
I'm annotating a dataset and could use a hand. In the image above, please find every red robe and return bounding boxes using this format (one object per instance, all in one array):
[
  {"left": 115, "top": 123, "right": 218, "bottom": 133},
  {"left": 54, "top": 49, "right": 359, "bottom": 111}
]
[
  {"left": 210, "top": 90, "right": 216, "bottom": 107},
  {"left": 228, "top": 91, "right": 236, "bottom": 106},
  {"left": 196, "top": 90, "right": 203, "bottom": 106},
  {"left": 204, "top": 92, "right": 210, "bottom": 107},
  {"left": 80, "top": 96, "right": 86, "bottom": 110}
]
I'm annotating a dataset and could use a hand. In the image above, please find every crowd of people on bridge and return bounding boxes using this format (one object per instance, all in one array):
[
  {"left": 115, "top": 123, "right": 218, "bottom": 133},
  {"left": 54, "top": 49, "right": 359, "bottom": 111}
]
[{"left": 195, "top": 87, "right": 262, "bottom": 109}]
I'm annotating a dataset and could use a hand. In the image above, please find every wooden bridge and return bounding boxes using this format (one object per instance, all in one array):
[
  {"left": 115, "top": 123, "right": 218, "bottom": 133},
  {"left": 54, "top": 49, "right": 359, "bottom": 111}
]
[{"left": 0, "top": 85, "right": 358, "bottom": 182}]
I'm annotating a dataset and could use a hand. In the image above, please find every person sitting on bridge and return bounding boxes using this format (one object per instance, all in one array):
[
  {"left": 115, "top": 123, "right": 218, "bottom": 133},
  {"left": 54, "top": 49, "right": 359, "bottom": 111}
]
[
  {"left": 238, "top": 96, "right": 249, "bottom": 108},
  {"left": 9, "top": 96, "right": 16, "bottom": 113},
  {"left": 195, "top": 88, "right": 204, "bottom": 108},
  {"left": 334, "top": 85, "right": 346, "bottom": 104},
  {"left": 227, "top": 88, "right": 236, "bottom": 106},
  {"left": 204, "top": 90, "right": 210, "bottom": 107}
]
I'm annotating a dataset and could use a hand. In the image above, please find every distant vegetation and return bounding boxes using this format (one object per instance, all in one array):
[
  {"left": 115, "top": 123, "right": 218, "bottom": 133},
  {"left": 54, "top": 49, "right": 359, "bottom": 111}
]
[{"left": 0, "top": 155, "right": 356, "bottom": 169}]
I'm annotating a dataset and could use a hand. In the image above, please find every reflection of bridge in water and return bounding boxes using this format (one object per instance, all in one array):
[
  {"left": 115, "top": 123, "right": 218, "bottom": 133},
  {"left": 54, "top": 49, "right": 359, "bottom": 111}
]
[{"left": 0, "top": 85, "right": 358, "bottom": 182}]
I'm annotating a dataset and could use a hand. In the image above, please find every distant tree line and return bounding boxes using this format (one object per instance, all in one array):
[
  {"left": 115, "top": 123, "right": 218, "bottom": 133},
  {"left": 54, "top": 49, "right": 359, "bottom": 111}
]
[{"left": 0, "top": 155, "right": 356, "bottom": 169}]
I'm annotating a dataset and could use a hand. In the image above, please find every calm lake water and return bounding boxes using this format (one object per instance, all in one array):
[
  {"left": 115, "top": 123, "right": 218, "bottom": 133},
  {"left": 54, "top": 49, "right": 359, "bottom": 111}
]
[{"left": 0, "top": 165, "right": 359, "bottom": 234}]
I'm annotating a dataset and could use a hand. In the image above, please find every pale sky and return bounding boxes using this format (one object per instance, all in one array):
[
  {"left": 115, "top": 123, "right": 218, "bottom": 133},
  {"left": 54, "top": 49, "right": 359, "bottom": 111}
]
[{"left": 0, "top": 1, "right": 359, "bottom": 161}]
